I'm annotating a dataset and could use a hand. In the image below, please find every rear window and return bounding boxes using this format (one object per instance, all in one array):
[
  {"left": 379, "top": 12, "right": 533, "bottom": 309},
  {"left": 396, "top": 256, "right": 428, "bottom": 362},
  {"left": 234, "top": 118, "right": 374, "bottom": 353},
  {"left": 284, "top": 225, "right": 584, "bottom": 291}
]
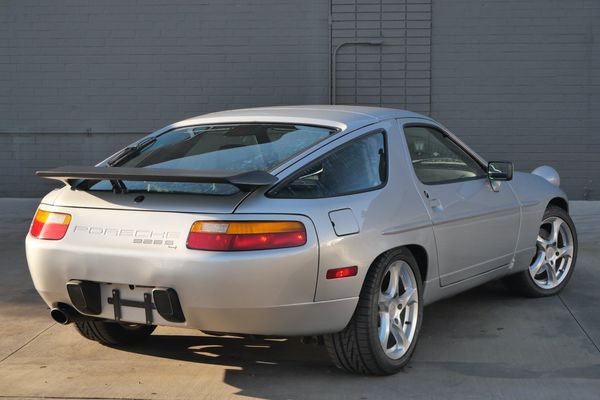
[{"left": 85, "top": 123, "right": 338, "bottom": 195}]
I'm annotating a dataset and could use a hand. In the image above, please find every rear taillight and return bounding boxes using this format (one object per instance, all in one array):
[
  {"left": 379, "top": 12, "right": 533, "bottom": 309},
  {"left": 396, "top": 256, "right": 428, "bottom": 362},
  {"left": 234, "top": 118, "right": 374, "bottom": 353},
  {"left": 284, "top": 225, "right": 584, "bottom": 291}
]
[
  {"left": 30, "top": 209, "right": 72, "bottom": 240},
  {"left": 187, "top": 221, "right": 306, "bottom": 251}
]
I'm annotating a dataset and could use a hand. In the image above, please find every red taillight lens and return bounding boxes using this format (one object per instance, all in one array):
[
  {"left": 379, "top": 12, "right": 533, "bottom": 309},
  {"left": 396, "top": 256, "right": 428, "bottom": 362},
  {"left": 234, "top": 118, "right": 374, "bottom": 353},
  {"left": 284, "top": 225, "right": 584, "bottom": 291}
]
[
  {"left": 30, "top": 209, "right": 72, "bottom": 240},
  {"left": 326, "top": 266, "right": 358, "bottom": 279},
  {"left": 187, "top": 221, "right": 307, "bottom": 251}
]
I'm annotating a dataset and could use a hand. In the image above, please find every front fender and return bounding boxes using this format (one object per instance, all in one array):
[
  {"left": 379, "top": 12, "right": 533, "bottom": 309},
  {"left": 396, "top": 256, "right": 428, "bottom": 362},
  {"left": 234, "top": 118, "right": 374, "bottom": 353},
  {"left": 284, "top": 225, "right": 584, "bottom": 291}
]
[{"left": 508, "top": 171, "right": 568, "bottom": 270}]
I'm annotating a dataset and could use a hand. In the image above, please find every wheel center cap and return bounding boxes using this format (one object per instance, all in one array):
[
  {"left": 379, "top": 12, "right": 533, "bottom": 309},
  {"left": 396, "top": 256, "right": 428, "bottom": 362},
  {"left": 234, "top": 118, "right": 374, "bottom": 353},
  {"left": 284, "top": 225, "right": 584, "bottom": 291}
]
[{"left": 546, "top": 247, "right": 556, "bottom": 260}]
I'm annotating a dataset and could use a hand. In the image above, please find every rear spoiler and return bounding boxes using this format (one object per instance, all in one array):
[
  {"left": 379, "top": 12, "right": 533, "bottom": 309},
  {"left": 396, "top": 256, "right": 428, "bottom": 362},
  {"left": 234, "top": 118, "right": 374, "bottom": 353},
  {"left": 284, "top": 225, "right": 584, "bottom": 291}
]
[{"left": 36, "top": 166, "right": 278, "bottom": 192}]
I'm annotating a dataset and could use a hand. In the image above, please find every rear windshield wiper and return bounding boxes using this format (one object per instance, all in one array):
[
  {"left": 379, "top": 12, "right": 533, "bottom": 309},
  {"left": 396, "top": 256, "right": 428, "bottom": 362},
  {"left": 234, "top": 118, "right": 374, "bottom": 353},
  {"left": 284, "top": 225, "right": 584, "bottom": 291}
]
[{"left": 107, "top": 137, "right": 157, "bottom": 166}]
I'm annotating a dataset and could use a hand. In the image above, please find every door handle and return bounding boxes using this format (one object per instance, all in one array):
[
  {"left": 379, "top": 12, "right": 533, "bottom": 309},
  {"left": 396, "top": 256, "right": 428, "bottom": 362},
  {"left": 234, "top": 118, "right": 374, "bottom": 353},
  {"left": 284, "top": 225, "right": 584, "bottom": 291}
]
[
  {"left": 429, "top": 198, "right": 443, "bottom": 211},
  {"left": 424, "top": 190, "right": 443, "bottom": 211}
]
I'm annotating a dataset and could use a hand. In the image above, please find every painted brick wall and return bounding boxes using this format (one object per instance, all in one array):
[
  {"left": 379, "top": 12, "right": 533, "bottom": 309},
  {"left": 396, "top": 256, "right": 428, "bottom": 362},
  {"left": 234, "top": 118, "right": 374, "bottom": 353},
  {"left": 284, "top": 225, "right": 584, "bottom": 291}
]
[
  {"left": 431, "top": 0, "right": 600, "bottom": 199},
  {"left": 0, "top": 0, "right": 329, "bottom": 196},
  {"left": 3, "top": 0, "right": 599, "bottom": 199},
  {"left": 331, "top": 0, "right": 431, "bottom": 114},
  {"left": 0, "top": 133, "right": 140, "bottom": 196}
]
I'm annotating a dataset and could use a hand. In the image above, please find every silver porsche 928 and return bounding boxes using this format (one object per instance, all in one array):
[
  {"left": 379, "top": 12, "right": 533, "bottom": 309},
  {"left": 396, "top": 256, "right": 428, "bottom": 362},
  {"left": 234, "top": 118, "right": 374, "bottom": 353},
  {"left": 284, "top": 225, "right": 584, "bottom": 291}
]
[{"left": 25, "top": 106, "right": 577, "bottom": 375}]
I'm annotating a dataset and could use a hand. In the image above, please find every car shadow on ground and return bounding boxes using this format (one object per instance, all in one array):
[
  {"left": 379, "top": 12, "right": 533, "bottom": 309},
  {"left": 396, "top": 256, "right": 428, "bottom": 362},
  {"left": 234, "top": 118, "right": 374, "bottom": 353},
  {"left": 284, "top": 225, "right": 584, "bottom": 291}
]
[
  {"left": 126, "top": 281, "right": 513, "bottom": 368},
  {"left": 123, "top": 327, "right": 349, "bottom": 399},
  {"left": 117, "top": 280, "right": 573, "bottom": 399},
  {"left": 131, "top": 283, "right": 507, "bottom": 370},
  {"left": 132, "top": 334, "right": 334, "bottom": 373}
]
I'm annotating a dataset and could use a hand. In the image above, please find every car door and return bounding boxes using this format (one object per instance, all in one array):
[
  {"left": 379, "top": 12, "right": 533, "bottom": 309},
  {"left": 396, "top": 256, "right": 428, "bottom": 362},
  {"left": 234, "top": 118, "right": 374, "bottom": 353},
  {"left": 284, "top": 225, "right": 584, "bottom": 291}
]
[{"left": 400, "top": 122, "right": 520, "bottom": 286}]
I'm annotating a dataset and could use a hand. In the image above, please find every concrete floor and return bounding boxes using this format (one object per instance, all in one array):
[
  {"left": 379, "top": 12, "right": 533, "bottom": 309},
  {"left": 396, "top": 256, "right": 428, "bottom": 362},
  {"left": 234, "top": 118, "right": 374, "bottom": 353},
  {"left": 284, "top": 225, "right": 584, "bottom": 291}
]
[{"left": 0, "top": 198, "right": 598, "bottom": 399}]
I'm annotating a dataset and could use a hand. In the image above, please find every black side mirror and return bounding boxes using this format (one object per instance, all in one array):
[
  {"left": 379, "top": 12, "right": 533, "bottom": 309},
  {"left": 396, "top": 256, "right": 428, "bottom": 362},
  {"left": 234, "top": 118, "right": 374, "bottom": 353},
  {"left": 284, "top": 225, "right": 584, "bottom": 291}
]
[{"left": 488, "top": 161, "right": 513, "bottom": 181}]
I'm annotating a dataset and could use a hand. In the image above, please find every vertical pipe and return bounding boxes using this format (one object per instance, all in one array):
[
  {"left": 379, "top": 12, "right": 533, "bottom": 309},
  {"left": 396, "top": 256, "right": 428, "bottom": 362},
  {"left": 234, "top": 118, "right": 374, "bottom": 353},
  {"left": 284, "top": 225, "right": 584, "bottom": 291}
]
[
  {"left": 379, "top": 0, "right": 383, "bottom": 107},
  {"left": 332, "top": 40, "right": 384, "bottom": 105},
  {"left": 354, "top": 0, "right": 358, "bottom": 105},
  {"left": 328, "top": 0, "right": 333, "bottom": 104},
  {"left": 428, "top": 0, "right": 433, "bottom": 116},
  {"left": 404, "top": 0, "right": 408, "bottom": 109}
]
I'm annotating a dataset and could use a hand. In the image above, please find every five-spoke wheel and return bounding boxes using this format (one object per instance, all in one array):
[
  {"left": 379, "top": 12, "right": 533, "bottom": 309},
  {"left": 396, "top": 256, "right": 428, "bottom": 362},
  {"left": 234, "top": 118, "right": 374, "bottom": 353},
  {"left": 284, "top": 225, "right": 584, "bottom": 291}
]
[
  {"left": 529, "top": 216, "right": 575, "bottom": 289},
  {"left": 507, "top": 204, "right": 577, "bottom": 297},
  {"left": 377, "top": 260, "right": 419, "bottom": 360},
  {"left": 325, "top": 248, "right": 423, "bottom": 375}
]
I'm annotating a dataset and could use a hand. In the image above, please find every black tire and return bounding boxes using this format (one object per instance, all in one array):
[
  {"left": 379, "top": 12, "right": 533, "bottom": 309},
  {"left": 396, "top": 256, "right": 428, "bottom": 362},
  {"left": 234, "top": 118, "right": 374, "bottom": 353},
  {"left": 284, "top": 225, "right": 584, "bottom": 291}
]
[
  {"left": 324, "top": 247, "right": 423, "bottom": 375},
  {"left": 74, "top": 320, "right": 156, "bottom": 346},
  {"left": 505, "top": 205, "right": 577, "bottom": 297}
]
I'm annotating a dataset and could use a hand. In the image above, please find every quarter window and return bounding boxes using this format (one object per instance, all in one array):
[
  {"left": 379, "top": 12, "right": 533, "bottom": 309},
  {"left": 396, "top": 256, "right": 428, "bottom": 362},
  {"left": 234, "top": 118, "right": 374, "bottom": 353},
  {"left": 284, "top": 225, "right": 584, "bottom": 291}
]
[
  {"left": 404, "top": 126, "right": 485, "bottom": 185},
  {"left": 271, "top": 131, "right": 387, "bottom": 198}
]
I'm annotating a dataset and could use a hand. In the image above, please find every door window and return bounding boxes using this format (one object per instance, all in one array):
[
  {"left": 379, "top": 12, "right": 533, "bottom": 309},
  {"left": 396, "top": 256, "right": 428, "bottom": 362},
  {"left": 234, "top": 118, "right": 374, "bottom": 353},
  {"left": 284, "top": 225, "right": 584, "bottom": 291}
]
[{"left": 403, "top": 126, "right": 486, "bottom": 185}]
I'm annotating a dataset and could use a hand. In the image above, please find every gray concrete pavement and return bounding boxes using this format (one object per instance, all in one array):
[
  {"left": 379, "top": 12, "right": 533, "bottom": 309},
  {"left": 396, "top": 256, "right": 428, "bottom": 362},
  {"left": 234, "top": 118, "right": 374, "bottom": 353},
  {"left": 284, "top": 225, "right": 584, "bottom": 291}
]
[{"left": 0, "top": 198, "right": 598, "bottom": 399}]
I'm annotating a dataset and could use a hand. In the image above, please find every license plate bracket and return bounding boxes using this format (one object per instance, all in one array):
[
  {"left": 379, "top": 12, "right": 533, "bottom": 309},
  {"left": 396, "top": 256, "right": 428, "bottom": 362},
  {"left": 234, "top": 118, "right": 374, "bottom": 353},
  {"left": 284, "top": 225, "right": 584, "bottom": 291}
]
[{"left": 107, "top": 288, "right": 155, "bottom": 325}]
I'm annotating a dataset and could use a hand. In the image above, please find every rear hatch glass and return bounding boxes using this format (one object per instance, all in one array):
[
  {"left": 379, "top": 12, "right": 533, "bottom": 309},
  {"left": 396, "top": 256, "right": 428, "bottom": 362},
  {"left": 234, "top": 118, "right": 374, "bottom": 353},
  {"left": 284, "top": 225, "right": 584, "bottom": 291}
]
[{"left": 80, "top": 123, "right": 338, "bottom": 196}]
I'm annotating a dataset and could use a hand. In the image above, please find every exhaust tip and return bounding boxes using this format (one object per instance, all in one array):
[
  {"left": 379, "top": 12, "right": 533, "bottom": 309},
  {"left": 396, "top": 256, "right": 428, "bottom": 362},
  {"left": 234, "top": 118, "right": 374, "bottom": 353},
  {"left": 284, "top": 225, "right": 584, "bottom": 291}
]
[{"left": 50, "top": 307, "right": 70, "bottom": 325}]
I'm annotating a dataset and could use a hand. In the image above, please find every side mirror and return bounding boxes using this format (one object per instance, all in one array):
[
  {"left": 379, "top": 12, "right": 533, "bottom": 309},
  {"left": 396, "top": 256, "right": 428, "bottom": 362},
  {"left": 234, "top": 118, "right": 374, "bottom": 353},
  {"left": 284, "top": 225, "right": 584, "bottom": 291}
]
[{"left": 488, "top": 161, "right": 513, "bottom": 181}]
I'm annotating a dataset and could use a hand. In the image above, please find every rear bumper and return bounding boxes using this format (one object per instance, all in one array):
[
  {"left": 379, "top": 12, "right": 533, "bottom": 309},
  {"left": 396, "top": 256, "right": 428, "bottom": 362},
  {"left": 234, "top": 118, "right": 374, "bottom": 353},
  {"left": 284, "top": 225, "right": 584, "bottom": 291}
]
[
  {"left": 182, "top": 298, "right": 358, "bottom": 335},
  {"left": 36, "top": 287, "right": 357, "bottom": 336},
  {"left": 25, "top": 229, "right": 357, "bottom": 336}
]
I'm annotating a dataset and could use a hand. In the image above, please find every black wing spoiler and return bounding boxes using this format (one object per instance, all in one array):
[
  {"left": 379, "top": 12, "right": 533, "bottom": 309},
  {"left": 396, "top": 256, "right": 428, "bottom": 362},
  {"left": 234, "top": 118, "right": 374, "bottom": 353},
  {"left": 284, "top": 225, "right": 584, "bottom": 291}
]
[{"left": 36, "top": 166, "right": 278, "bottom": 192}]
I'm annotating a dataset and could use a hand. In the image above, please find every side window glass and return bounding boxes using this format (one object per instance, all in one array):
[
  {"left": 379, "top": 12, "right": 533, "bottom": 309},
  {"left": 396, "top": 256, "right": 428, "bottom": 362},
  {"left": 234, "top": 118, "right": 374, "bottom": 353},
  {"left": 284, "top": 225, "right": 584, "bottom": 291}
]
[
  {"left": 271, "top": 131, "right": 387, "bottom": 198},
  {"left": 404, "top": 126, "right": 485, "bottom": 185}
]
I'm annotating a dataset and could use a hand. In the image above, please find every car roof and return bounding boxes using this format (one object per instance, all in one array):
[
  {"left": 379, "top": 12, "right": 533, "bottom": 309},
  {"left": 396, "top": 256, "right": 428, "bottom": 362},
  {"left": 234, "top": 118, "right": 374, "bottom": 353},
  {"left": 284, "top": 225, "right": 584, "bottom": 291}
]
[{"left": 173, "top": 105, "right": 431, "bottom": 132}]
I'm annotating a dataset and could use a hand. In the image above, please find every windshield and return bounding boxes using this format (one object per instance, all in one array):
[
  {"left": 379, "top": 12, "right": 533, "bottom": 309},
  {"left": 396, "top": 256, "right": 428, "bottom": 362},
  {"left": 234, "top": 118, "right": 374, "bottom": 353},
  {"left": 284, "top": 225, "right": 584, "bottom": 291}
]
[{"left": 86, "top": 123, "right": 338, "bottom": 195}]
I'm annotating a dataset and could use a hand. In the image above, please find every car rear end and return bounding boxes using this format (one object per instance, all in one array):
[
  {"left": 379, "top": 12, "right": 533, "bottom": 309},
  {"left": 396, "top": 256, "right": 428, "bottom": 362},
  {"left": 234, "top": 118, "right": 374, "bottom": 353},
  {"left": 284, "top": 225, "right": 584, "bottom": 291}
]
[{"left": 25, "top": 122, "right": 357, "bottom": 336}]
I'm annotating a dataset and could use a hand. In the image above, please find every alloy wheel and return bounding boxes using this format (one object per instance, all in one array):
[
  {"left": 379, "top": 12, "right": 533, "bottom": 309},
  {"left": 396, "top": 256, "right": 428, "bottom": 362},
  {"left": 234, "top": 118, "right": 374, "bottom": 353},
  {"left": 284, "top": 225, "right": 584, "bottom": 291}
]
[
  {"left": 529, "top": 216, "right": 574, "bottom": 289},
  {"left": 377, "top": 260, "right": 419, "bottom": 360}
]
